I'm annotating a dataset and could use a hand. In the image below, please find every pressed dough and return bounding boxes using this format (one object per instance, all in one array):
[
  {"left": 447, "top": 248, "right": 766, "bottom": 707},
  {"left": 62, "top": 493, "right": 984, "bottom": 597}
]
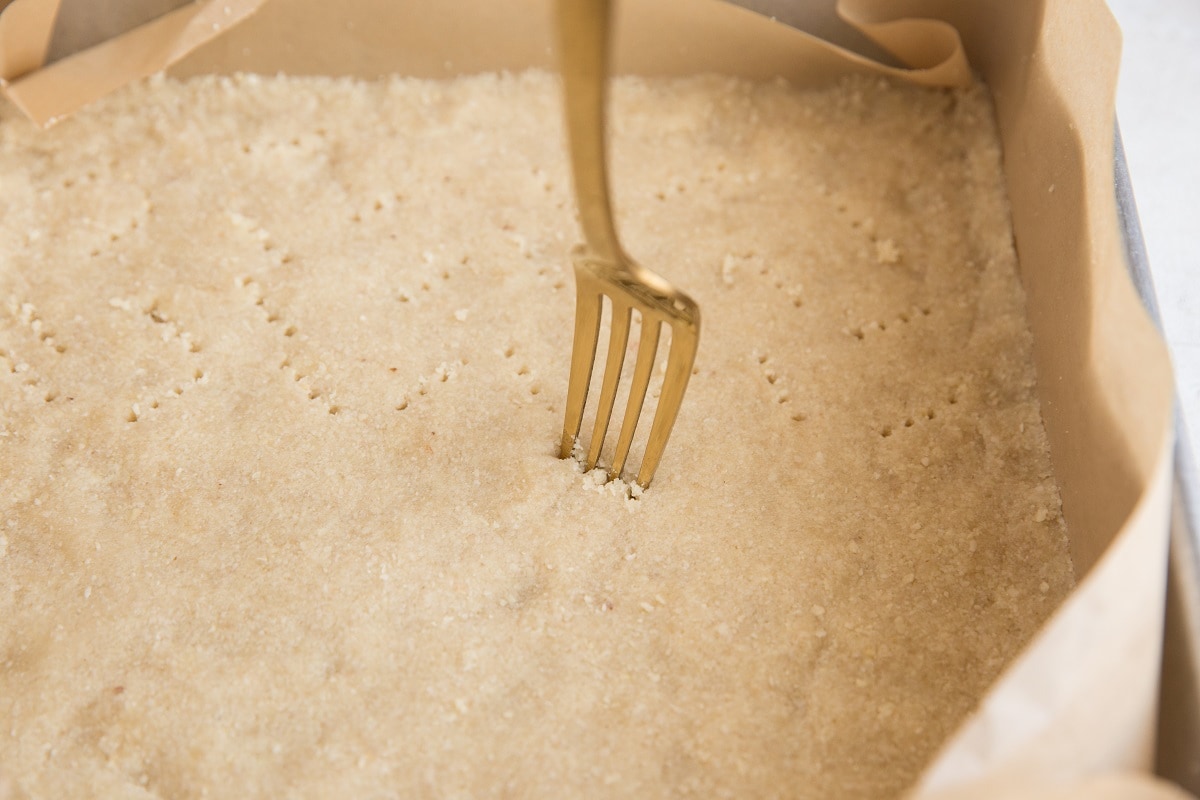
[{"left": 0, "top": 72, "right": 1073, "bottom": 798}]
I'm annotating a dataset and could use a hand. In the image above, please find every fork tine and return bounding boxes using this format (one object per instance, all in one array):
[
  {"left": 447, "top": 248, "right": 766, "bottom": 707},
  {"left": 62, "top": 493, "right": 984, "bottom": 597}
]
[
  {"left": 556, "top": 0, "right": 700, "bottom": 487},
  {"left": 559, "top": 271, "right": 604, "bottom": 459},
  {"left": 610, "top": 313, "right": 660, "bottom": 480},
  {"left": 635, "top": 318, "right": 699, "bottom": 488},
  {"left": 585, "top": 299, "right": 631, "bottom": 471}
]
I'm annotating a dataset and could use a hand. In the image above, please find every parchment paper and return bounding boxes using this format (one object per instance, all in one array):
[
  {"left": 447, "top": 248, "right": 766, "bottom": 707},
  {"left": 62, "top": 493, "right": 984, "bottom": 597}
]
[
  {"left": 0, "top": 0, "right": 1181, "bottom": 796},
  {"left": 0, "top": 0, "right": 258, "bottom": 124}
]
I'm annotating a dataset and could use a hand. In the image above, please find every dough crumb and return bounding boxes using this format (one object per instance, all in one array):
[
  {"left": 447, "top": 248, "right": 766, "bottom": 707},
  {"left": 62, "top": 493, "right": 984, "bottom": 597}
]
[{"left": 875, "top": 238, "right": 902, "bottom": 264}]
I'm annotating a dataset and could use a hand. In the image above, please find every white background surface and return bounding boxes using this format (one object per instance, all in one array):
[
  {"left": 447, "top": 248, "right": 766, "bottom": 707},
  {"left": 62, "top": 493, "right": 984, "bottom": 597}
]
[{"left": 1107, "top": 0, "right": 1200, "bottom": 463}]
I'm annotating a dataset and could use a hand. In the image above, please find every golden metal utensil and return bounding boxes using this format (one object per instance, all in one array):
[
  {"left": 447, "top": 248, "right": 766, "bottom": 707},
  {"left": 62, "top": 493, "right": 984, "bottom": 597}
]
[{"left": 555, "top": 0, "right": 701, "bottom": 489}]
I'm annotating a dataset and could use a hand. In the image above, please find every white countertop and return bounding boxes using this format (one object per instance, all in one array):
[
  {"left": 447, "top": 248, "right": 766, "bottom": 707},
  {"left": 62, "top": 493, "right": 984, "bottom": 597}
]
[{"left": 1108, "top": 0, "right": 1200, "bottom": 463}]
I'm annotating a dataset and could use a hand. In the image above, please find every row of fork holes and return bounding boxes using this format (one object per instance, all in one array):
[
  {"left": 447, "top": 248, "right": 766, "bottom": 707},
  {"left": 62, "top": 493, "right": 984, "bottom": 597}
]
[
  {"left": 851, "top": 306, "right": 932, "bottom": 340},
  {"left": 575, "top": 297, "right": 672, "bottom": 474},
  {"left": 880, "top": 398, "right": 955, "bottom": 438}
]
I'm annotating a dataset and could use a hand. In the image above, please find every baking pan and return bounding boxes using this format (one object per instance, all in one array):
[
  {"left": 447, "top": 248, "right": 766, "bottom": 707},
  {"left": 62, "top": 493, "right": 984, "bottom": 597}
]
[
  {"left": 1114, "top": 126, "right": 1200, "bottom": 793},
  {"left": 0, "top": 0, "right": 1187, "bottom": 794}
]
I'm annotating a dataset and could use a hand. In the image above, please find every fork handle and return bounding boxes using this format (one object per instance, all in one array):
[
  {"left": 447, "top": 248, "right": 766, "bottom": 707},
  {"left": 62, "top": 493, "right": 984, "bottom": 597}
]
[{"left": 556, "top": 0, "right": 624, "bottom": 265}]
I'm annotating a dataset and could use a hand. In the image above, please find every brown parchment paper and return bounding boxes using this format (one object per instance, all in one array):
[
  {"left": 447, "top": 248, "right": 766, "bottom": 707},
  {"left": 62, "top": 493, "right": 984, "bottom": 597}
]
[
  {"left": 0, "top": 0, "right": 261, "bottom": 124},
  {"left": 0, "top": 0, "right": 1180, "bottom": 796}
]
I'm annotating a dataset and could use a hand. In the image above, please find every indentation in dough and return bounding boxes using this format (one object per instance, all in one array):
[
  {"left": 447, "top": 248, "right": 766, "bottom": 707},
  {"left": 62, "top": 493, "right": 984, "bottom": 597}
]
[
  {"left": 8, "top": 299, "right": 67, "bottom": 354},
  {"left": 877, "top": 398, "right": 953, "bottom": 442},
  {"left": 390, "top": 359, "right": 467, "bottom": 415},
  {"left": 847, "top": 304, "right": 933, "bottom": 341},
  {"left": 750, "top": 350, "right": 796, "bottom": 411},
  {"left": 0, "top": 343, "right": 63, "bottom": 409},
  {"left": 237, "top": 274, "right": 348, "bottom": 415},
  {"left": 106, "top": 297, "right": 208, "bottom": 421},
  {"left": 140, "top": 300, "right": 202, "bottom": 353}
]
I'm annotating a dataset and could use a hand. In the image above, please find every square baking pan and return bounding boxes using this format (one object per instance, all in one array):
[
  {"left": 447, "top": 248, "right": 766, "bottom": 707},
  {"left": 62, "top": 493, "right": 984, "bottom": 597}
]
[{"left": 2, "top": 0, "right": 1194, "bottom": 793}]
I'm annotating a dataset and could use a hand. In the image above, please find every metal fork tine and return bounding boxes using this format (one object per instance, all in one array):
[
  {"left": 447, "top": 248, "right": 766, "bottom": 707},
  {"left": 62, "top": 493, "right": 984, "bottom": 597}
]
[
  {"left": 610, "top": 313, "right": 660, "bottom": 480},
  {"left": 635, "top": 320, "right": 698, "bottom": 487},
  {"left": 585, "top": 299, "right": 631, "bottom": 471},
  {"left": 559, "top": 273, "right": 604, "bottom": 459},
  {"left": 556, "top": 0, "right": 700, "bottom": 487}
]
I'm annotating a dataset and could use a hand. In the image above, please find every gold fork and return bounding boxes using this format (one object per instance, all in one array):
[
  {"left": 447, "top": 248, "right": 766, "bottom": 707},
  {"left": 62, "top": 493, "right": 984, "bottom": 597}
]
[{"left": 555, "top": 0, "right": 701, "bottom": 489}]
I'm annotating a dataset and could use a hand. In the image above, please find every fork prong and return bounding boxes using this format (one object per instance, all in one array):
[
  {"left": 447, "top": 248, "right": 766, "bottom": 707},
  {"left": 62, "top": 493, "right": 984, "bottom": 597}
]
[
  {"left": 585, "top": 299, "right": 631, "bottom": 471},
  {"left": 634, "top": 319, "right": 699, "bottom": 488},
  {"left": 559, "top": 273, "right": 604, "bottom": 459},
  {"left": 609, "top": 313, "right": 660, "bottom": 480}
]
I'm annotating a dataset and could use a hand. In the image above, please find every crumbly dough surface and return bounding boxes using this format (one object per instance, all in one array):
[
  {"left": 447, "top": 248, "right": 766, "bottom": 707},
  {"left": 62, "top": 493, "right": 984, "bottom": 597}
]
[{"left": 0, "top": 72, "right": 1072, "bottom": 799}]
